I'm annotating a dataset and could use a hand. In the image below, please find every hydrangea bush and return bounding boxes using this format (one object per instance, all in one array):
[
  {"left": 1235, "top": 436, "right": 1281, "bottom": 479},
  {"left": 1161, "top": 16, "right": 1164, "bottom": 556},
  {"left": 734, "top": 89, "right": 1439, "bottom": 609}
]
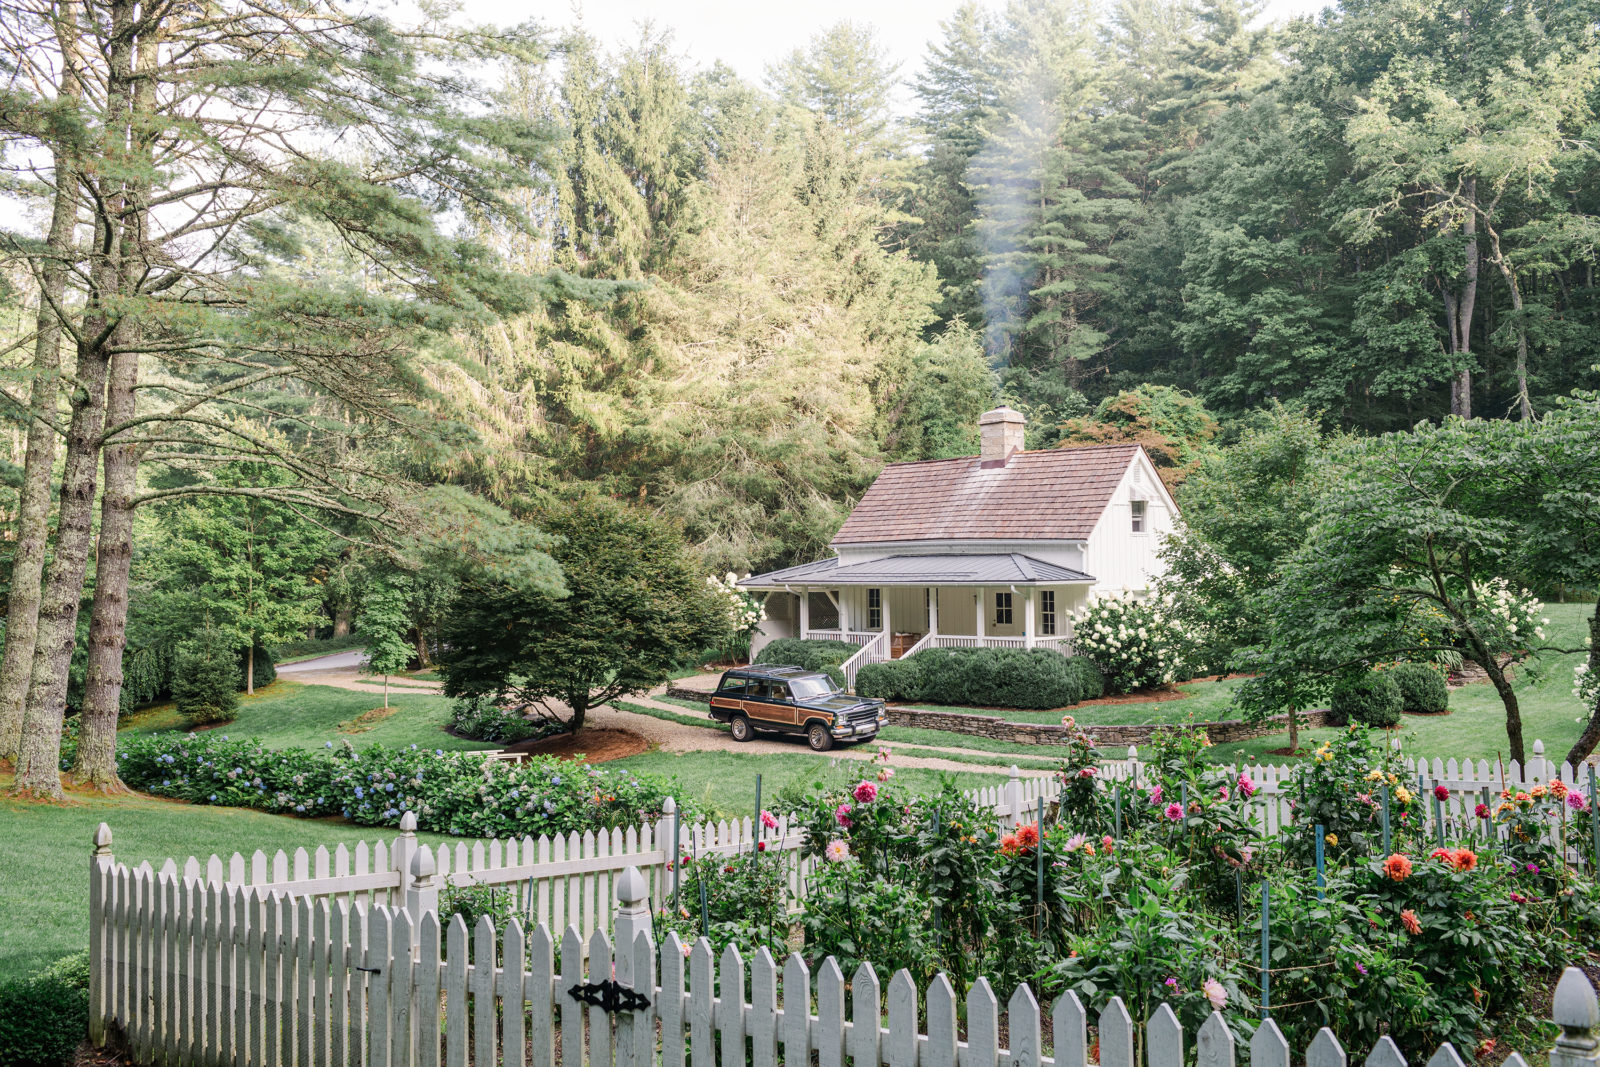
[
  {"left": 116, "top": 733, "right": 684, "bottom": 838},
  {"left": 706, "top": 572, "right": 766, "bottom": 663},
  {"left": 1071, "top": 591, "right": 1193, "bottom": 693}
]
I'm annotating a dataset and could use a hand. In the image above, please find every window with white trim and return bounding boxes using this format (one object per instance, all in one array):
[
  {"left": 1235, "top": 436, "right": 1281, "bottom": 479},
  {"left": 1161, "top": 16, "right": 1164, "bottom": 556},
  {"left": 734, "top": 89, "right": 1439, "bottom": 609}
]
[
  {"left": 1131, "top": 499, "right": 1147, "bottom": 533},
  {"left": 994, "top": 591, "right": 1013, "bottom": 625},
  {"left": 868, "top": 588, "right": 882, "bottom": 630},
  {"left": 1040, "top": 591, "right": 1056, "bottom": 635}
]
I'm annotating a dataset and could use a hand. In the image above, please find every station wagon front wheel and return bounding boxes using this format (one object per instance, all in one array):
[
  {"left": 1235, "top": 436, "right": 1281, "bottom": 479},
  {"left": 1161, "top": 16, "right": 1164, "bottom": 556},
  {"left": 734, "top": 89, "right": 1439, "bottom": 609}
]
[
  {"left": 807, "top": 723, "right": 834, "bottom": 752},
  {"left": 730, "top": 715, "right": 753, "bottom": 742}
]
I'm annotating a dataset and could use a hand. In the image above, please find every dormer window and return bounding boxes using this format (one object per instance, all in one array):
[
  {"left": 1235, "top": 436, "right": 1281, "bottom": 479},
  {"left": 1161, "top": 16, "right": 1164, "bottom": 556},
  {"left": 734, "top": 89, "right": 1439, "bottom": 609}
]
[{"left": 1131, "top": 500, "right": 1147, "bottom": 534}]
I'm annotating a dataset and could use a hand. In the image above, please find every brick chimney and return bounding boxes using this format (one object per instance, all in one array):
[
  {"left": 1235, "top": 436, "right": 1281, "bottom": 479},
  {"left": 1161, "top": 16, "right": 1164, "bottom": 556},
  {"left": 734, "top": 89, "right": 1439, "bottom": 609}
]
[{"left": 979, "top": 406, "right": 1025, "bottom": 467}]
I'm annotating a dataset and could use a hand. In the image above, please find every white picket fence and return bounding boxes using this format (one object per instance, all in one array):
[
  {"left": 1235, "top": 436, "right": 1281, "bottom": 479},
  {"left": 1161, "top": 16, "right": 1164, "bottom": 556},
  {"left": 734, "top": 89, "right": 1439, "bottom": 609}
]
[
  {"left": 89, "top": 737, "right": 1593, "bottom": 981},
  {"left": 90, "top": 848, "right": 1600, "bottom": 1067}
]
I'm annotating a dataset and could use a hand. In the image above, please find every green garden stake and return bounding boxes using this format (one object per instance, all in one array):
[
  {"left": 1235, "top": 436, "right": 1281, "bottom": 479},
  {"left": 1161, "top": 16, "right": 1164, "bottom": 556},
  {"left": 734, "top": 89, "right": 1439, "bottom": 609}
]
[
  {"left": 931, "top": 808, "right": 942, "bottom": 938},
  {"left": 1590, "top": 767, "right": 1599, "bottom": 874},
  {"left": 1481, "top": 786, "right": 1493, "bottom": 842},
  {"left": 1114, "top": 784, "right": 1123, "bottom": 838},
  {"left": 1416, "top": 773, "right": 1428, "bottom": 841},
  {"left": 1035, "top": 796, "right": 1046, "bottom": 935},
  {"left": 1259, "top": 881, "right": 1270, "bottom": 1019},
  {"left": 690, "top": 835, "right": 710, "bottom": 934},
  {"left": 1181, "top": 781, "right": 1189, "bottom": 813},
  {"left": 1431, "top": 785, "right": 1445, "bottom": 848},
  {"left": 672, "top": 801, "right": 682, "bottom": 907},
  {"left": 1234, "top": 868, "right": 1243, "bottom": 921},
  {"left": 1314, "top": 823, "right": 1326, "bottom": 899},
  {"left": 1380, "top": 785, "right": 1392, "bottom": 854},
  {"left": 754, "top": 774, "right": 763, "bottom": 851}
]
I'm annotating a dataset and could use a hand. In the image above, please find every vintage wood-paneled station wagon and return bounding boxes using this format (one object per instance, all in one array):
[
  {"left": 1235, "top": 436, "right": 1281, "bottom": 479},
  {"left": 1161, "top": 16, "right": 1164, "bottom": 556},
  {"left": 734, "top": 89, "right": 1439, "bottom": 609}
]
[{"left": 708, "top": 664, "right": 887, "bottom": 751}]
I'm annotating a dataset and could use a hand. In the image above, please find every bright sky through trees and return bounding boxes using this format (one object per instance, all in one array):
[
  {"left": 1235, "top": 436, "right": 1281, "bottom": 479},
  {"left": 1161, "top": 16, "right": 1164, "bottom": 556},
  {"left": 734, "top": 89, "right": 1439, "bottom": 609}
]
[{"left": 463, "top": 0, "right": 1329, "bottom": 112}]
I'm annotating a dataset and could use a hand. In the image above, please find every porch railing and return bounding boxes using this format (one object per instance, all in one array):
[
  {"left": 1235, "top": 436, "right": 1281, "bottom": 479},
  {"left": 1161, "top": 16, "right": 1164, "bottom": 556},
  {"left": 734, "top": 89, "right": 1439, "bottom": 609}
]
[{"left": 839, "top": 630, "right": 889, "bottom": 691}]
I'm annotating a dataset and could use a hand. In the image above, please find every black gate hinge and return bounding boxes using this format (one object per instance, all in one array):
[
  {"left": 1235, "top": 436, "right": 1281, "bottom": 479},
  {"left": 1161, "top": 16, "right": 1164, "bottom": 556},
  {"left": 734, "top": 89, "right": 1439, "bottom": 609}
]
[{"left": 568, "top": 979, "right": 651, "bottom": 1013}]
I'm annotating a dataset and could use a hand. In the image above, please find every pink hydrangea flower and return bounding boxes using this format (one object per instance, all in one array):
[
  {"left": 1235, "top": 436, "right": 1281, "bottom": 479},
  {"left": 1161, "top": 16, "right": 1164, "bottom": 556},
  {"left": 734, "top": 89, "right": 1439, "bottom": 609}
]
[
  {"left": 1148, "top": 784, "right": 1163, "bottom": 805},
  {"left": 1237, "top": 774, "right": 1257, "bottom": 798},
  {"left": 853, "top": 780, "right": 878, "bottom": 803},
  {"left": 1165, "top": 802, "right": 1183, "bottom": 821},
  {"left": 1568, "top": 792, "right": 1589, "bottom": 812},
  {"left": 760, "top": 809, "right": 778, "bottom": 830},
  {"left": 835, "top": 803, "right": 852, "bottom": 827},
  {"left": 1217, "top": 785, "right": 1230, "bottom": 800}
]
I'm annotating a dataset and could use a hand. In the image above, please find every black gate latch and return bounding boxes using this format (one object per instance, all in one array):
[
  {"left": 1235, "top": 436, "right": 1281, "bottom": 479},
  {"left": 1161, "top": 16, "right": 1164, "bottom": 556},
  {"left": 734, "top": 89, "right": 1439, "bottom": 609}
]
[{"left": 568, "top": 980, "right": 651, "bottom": 1013}]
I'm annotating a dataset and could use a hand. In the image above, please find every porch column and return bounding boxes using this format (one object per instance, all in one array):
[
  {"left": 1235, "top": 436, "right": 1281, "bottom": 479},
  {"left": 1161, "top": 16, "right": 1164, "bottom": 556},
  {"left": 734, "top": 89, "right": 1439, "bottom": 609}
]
[
  {"left": 975, "top": 588, "right": 986, "bottom": 640},
  {"left": 1024, "top": 589, "right": 1036, "bottom": 650},
  {"left": 928, "top": 588, "right": 939, "bottom": 636},
  {"left": 798, "top": 588, "right": 810, "bottom": 638},
  {"left": 881, "top": 590, "right": 892, "bottom": 635},
  {"left": 838, "top": 589, "right": 850, "bottom": 633}
]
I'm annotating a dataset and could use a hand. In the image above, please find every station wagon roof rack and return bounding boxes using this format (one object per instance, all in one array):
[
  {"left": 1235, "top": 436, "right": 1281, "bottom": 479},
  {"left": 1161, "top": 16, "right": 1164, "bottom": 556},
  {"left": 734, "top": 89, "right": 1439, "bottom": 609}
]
[{"left": 730, "top": 664, "right": 819, "bottom": 677}]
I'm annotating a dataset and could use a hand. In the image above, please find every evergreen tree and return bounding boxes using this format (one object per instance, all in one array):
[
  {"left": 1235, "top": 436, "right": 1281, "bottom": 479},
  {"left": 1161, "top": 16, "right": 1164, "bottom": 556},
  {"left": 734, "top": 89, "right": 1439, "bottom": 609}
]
[{"left": 171, "top": 623, "right": 242, "bottom": 727}]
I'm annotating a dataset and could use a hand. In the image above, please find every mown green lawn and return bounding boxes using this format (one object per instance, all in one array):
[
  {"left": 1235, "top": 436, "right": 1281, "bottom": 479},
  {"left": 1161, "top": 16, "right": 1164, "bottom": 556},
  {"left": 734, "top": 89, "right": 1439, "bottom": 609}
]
[
  {"left": 121, "top": 679, "right": 495, "bottom": 752},
  {"left": 0, "top": 772, "right": 458, "bottom": 983},
  {"left": 607, "top": 750, "right": 1007, "bottom": 821}
]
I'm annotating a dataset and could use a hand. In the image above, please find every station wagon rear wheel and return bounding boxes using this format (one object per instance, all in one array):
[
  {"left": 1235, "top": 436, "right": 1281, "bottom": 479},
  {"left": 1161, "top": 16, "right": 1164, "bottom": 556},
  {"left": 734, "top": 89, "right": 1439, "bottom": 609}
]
[
  {"left": 730, "top": 715, "right": 753, "bottom": 742},
  {"left": 807, "top": 723, "right": 834, "bottom": 752}
]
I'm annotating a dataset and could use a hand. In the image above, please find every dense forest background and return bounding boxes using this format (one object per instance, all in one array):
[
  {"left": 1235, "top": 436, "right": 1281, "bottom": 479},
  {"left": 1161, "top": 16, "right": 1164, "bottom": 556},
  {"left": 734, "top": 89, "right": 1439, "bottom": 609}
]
[
  {"left": 2, "top": 0, "right": 1598, "bottom": 793},
  {"left": 423, "top": 0, "right": 1600, "bottom": 573}
]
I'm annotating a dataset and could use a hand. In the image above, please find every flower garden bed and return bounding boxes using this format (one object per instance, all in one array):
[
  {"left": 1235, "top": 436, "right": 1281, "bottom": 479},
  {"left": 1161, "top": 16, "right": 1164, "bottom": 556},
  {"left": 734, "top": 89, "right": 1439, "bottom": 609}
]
[{"left": 656, "top": 722, "right": 1600, "bottom": 1061}]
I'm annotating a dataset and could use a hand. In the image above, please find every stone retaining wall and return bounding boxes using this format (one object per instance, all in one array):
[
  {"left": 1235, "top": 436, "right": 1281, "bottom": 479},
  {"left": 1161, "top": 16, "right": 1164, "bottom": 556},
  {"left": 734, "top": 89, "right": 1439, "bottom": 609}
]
[{"left": 663, "top": 685, "right": 1334, "bottom": 748}]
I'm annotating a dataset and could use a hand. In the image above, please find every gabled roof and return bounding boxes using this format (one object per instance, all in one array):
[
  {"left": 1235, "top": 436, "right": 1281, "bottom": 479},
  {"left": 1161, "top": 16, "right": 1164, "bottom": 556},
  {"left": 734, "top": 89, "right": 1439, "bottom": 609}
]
[
  {"left": 739, "top": 553, "right": 1095, "bottom": 589},
  {"left": 830, "top": 444, "right": 1145, "bottom": 546}
]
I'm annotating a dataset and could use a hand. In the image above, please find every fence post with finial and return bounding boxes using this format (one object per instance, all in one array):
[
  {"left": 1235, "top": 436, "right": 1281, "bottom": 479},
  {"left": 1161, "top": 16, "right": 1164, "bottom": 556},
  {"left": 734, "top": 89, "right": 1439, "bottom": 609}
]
[
  {"left": 613, "top": 865, "right": 650, "bottom": 984},
  {"left": 394, "top": 810, "right": 419, "bottom": 908},
  {"left": 1552, "top": 968, "right": 1600, "bottom": 1067},
  {"left": 89, "top": 823, "right": 115, "bottom": 1046},
  {"left": 406, "top": 841, "right": 438, "bottom": 946},
  {"left": 1003, "top": 767, "right": 1023, "bottom": 830}
]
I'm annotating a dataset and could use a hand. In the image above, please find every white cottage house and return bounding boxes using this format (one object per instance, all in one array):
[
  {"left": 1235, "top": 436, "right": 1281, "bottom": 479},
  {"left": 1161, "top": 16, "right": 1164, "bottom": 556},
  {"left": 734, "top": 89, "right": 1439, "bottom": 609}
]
[{"left": 738, "top": 406, "right": 1178, "bottom": 688}]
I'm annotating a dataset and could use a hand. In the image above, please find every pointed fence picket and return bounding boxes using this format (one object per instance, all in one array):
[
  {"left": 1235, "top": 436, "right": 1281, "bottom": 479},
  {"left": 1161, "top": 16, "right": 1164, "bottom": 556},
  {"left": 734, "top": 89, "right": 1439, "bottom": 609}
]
[{"left": 90, "top": 854, "right": 1600, "bottom": 1067}]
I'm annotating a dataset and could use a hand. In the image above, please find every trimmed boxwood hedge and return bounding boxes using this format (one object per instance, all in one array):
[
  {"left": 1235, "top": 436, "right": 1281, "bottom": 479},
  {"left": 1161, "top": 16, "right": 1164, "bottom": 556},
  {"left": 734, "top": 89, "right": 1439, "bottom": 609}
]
[
  {"left": 1389, "top": 663, "right": 1450, "bottom": 714},
  {"left": 0, "top": 953, "right": 88, "bottom": 1067},
  {"left": 753, "top": 638, "right": 854, "bottom": 687},
  {"left": 856, "top": 647, "right": 1104, "bottom": 710},
  {"left": 1330, "top": 671, "right": 1403, "bottom": 728}
]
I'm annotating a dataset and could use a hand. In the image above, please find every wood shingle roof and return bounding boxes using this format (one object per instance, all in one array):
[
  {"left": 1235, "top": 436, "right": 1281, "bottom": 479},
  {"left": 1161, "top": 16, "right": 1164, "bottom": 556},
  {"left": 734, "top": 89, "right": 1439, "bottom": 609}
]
[{"left": 830, "top": 444, "right": 1142, "bottom": 546}]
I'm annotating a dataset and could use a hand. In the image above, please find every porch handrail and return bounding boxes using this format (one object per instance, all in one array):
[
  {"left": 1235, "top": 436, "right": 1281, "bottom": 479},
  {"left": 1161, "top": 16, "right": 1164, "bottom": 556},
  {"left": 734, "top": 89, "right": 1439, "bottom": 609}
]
[
  {"left": 839, "top": 630, "right": 888, "bottom": 691},
  {"left": 899, "top": 630, "right": 936, "bottom": 659}
]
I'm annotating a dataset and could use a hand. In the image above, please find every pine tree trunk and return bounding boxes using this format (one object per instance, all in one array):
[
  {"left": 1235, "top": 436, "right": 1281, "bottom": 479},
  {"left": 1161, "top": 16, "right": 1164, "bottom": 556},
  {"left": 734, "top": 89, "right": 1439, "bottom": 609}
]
[
  {"left": 0, "top": 129, "right": 76, "bottom": 765},
  {"left": 73, "top": 344, "right": 140, "bottom": 792},
  {"left": 68, "top": 6, "right": 158, "bottom": 793},
  {"left": 1563, "top": 607, "right": 1600, "bottom": 767},
  {"left": 1444, "top": 182, "right": 1478, "bottom": 419},
  {"left": 384, "top": 675, "right": 390, "bottom": 709},
  {"left": 14, "top": 341, "right": 115, "bottom": 799},
  {"left": 1287, "top": 706, "right": 1299, "bottom": 754},
  {"left": 13, "top": 0, "right": 135, "bottom": 800},
  {"left": 246, "top": 645, "right": 255, "bottom": 695}
]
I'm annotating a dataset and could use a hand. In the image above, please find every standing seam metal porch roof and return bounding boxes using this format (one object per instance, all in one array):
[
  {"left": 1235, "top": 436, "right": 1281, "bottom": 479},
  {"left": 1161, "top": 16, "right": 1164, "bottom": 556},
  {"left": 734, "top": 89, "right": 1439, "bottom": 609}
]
[{"left": 738, "top": 553, "right": 1095, "bottom": 588}]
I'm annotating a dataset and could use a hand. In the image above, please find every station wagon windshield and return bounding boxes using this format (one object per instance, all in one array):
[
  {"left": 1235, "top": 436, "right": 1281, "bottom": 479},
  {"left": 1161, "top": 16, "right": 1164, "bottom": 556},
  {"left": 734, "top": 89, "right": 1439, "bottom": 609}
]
[{"left": 787, "top": 676, "right": 838, "bottom": 699}]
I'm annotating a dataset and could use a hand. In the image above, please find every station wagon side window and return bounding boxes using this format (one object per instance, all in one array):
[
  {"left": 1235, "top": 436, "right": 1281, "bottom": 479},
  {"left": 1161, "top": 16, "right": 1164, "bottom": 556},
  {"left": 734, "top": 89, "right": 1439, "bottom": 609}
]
[
  {"left": 762, "top": 682, "right": 791, "bottom": 702},
  {"left": 720, "top": 676, "right": 750, "bottom": 695}
]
